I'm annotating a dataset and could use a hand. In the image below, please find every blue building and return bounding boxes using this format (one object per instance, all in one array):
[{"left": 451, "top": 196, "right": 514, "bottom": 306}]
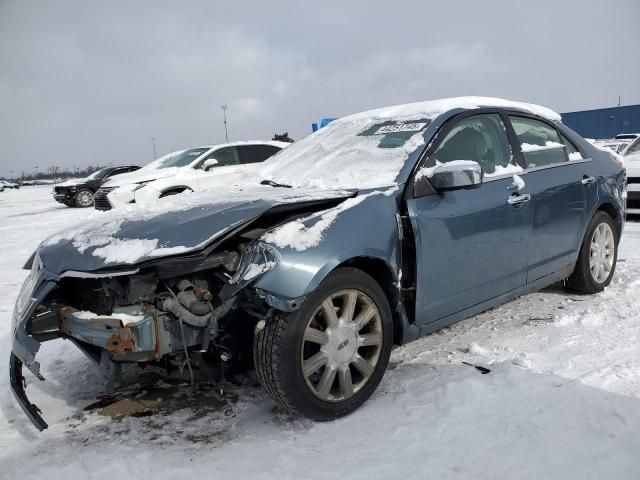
[{"left": 561, "top": 104, "right": 640, "bottom": 139}]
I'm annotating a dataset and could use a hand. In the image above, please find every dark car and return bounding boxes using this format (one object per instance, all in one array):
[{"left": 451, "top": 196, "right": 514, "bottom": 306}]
[
  {"left": 10, "top": 97, "right": 625, "bottom": 430},
  {"left": 53, "top": 166, "right": 140, "bottom": 207}
]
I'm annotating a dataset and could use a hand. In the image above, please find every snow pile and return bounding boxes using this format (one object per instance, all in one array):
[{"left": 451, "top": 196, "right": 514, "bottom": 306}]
[
  {"left": 520, "top": 141, "right": 564, "bottom": 152},
  {"left": 484, "top": 163, "right": 523, "bottom": 177},
  {"left": 92, "top": 238, "right": 160, "bottom": 264},
  {"left": 414, "top": 160, "right": 478, "bottom": 180},
  {"left": 346, "top": 96, "right": 561, "bottom": 123},
  {"left": 511, "top": 174, "right": 526, "bottom": 190},
  {"left": 75, "top": 310, "right": 145, "bottom": 325}
]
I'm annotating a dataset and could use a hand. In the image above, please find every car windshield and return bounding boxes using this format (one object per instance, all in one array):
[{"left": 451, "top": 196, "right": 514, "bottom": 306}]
[
  {"left": 156, "top": 147, "right": 210, "bottom": 168},
  {"left": 86, "top": 168, "right": 113, "bottom": 180},
  {"left": 258, "top": 116, "right": 430, "bottom": 190}
]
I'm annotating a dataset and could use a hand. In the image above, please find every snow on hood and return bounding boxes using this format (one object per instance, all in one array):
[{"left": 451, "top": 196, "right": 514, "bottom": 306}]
[
  {"left": 257, "top": 96, "right": 560, "bottom": 191},
  {"left": 38, "top": 185, "right": 354, "bottom": 273},
  {"left": 102, "top": 167, "right": 179, "bottom": 188},
  {"left": 55, "top": 178, "right": 85, "bottom": 187}
]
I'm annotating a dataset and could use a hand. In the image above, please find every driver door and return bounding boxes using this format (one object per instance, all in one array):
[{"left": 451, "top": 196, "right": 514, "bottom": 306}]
[
  {"left": 195, "top": 146, "right": 244, "bottom": 190},
  {"left": 406, "top": 112, "right": 531, "bottom": 325}
]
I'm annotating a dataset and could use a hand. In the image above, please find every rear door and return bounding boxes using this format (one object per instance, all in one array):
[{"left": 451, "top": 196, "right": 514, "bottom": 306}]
[
  {"left": 506, "top": 115, "right": 590, "bottom": 282},
  {"left": 406, "top": 112, "right": 531, "bottom": 325}
]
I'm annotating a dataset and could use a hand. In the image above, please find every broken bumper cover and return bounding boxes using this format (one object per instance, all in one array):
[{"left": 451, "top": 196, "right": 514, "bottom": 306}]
[
  {"left": 9, "top": 353, "right": 48, "bottom": 431},
  {"left": 9, "top": 254, "right": 57, "bottom": 430}
]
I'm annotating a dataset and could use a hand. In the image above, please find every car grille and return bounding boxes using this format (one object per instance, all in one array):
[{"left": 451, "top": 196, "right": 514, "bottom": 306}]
[{"left": 94, "top": 187, "right": 114, "bottom": 210}]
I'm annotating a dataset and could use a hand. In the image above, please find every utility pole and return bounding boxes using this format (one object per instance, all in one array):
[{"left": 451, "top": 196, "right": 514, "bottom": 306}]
[
  {"left": 221, "top": 105, "right": 229, "bottom": 142},
  {"left": 152, "top": 137, "right": 157, "bottom": 160},
  {"left": 618, "top": 96, "right": 622, "bottom": 107}
]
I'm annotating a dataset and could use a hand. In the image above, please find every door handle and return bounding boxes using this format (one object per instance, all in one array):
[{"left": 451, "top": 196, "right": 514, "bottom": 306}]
[
  {"left": 507, "top": 193, "right": 531, "bottom": 206},
  {"left": 581, "top": 175, "right": 596, "bottom": 185}
]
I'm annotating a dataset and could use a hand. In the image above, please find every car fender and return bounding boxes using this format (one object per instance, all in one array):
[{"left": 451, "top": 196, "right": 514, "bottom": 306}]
[{"left": 253, "top": 189, "right": 403, "bottom": 301}]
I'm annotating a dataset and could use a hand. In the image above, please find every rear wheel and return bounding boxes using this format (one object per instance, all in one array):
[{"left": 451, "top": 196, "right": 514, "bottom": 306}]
[
  {"left": 74, "top": 189, "right": 94, "bottom": 208},
  {"left": 566, "top": 211, "right": 618, "bottom": 293},
  {"left": 254, "top": 268, "right": 393, "bottom": 420}
]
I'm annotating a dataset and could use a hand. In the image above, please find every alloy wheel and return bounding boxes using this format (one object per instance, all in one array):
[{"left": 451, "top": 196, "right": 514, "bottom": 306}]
[
  {"left": 301, "top": 289, "right": 383, "bottom": 402},
  {"left": 76, "top": 190, "right": 94, "bottom": 207},
  {"left": 589, "top": 222, "right": 615, "bottom": 283}
]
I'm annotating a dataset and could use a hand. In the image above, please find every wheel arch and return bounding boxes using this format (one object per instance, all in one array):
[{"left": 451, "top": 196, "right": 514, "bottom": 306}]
[
  {"left": 159, "top": 185, "right": 193, "bottom": 197},
  {"left": 334, "top": 256, "right": 404, "bottom": 345},
  {"left": 594, "top": 201, "right": 623, "bottom": 239}
]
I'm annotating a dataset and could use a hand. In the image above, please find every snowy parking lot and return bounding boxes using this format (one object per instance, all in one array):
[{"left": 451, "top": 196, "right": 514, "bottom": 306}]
[{"left": 1, "top": 186, "right": 639, "bottom": 479}]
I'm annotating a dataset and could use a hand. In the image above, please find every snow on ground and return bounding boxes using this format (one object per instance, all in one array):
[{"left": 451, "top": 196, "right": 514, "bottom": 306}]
[{"left": 1, "top": 186, "right": 640, "bottom": 479}]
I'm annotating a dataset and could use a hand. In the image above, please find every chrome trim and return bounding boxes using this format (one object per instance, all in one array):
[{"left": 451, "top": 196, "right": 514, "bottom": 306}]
[{"left": 525, "top": 157, "right": 592, "bottom": 173}]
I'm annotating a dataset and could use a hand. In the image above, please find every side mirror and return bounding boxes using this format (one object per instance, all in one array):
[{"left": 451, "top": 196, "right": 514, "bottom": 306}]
[
  {"left": 415, "top": 160, "right": 482, "bottom": 196},
  {"left": 203, "top": 158, "right": 219, "bottom": 171}
]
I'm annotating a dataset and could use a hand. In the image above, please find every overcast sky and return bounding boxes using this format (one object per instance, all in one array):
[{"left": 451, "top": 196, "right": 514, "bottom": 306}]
[{"left": 0, "top": 0, "right": 638, "bottom": 178}]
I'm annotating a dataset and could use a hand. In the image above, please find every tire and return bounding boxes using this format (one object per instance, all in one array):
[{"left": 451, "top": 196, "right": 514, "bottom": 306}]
[
  {"left": 254, "top": 267, "right": 393, "bottom": 420},
  {"left": 566, "top": 211, "right": 618, "bottom": 294},
  {"left": 74, "top": 189, "right": 94, "bottom": 208}
]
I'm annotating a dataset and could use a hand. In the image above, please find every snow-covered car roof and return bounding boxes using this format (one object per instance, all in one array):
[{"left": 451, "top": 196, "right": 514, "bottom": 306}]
[{"left": 259, "top": 96, "right": 560, "bottom": 191}]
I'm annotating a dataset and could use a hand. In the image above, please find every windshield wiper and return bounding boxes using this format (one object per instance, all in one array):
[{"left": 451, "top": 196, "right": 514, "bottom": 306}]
[{"left": 260, "top": 180, "right": 292, "bottom": 189}]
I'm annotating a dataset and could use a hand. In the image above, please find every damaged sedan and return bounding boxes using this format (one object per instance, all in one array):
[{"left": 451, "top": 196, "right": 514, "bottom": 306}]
[{"left": 10, "top": 97, "right": 626, "bottom": 430}]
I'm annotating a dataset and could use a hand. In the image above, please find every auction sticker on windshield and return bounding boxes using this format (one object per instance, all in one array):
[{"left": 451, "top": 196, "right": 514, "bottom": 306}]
[{"left": 374, "top": 122, "right": 427, "bottom": 135}]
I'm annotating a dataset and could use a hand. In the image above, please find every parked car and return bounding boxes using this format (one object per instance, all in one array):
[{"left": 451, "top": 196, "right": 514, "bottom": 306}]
[
  {"left": 94, "top": 141, "right": 288, "bottom": 210},
  {"left": 53, "top": 166, "right": 140, "bottom": 207},
  {"left": 593, "top": 139, "right": 631, "bottom": 154},
  {"left": 615, "top": 133, "right": 640, "bottom": 143},
  {"left": 10, "top": 97, "right": 625, "bottom": 430},
  {"left": 0, "top": 180, "right": 20, "bottom": 189},
  {"left": 623, "top": 137, "right": 640, "bottom": 214}
]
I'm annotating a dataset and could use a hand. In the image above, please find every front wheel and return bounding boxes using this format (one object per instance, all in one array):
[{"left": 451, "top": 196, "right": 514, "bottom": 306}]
[
  {"left": 254, "top": 267, "right": 393, "bottom": 420},
  {"left": 74, "top": 189, "right": 94, "bottom": 208},
  {"left": 566, "top": 211, "right": 618, "bottom": 293}
]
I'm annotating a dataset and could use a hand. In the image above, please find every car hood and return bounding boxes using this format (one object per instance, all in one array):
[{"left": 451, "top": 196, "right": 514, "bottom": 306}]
[
  {"left": 37, "top": 186, "right": 355, "bottom": 274},
  {"left": 102, "top": 167, "right": 179, "bottom": 188}
]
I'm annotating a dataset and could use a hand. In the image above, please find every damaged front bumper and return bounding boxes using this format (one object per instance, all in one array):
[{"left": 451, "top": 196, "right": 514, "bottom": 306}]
[{"left": 9, "top": 254, "right": 57, "bottom": 431}]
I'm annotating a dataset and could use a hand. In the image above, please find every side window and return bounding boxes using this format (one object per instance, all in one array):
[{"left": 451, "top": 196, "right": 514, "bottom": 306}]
[
  {"left": 200, "top": 147, "right": 240, "bottom": 168},
  {"left": 108, "top": 168, "right": 127, "bottom": 177},
  {"left": 432, "top": 113, "right": 513, "bottom": 176},
  {"left": 559, "top": 133, "right": 584, "bottom": 161},
  {"left": 509, "top": 116, "right": 567, "bottom": 168},
  {"left": 239, "top": 145, "right": 281, "bottom": 164}
]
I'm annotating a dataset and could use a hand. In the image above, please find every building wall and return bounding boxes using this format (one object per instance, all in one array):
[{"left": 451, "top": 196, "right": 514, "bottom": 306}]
[{"left": 561, "top": 105, "right": 640, "bottom": 139}]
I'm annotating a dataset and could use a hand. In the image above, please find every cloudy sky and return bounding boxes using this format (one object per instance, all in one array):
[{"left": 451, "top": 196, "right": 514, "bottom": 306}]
[{"left": 0, "top": 0, "right": 638, "bottom": 178}]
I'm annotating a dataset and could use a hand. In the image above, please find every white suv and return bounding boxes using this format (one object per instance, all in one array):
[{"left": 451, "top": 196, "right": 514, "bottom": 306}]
[
  {"left": 624, "top": 137, "right": 640, "bottom": 214},
  {"left": 96, "top": 140, "right": 288, "bottom": 210}
]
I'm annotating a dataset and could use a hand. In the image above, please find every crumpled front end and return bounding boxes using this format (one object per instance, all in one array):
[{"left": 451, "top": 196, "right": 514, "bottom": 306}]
[{"left": 9, "top": 193, "right": 347, "bottom": 431}]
